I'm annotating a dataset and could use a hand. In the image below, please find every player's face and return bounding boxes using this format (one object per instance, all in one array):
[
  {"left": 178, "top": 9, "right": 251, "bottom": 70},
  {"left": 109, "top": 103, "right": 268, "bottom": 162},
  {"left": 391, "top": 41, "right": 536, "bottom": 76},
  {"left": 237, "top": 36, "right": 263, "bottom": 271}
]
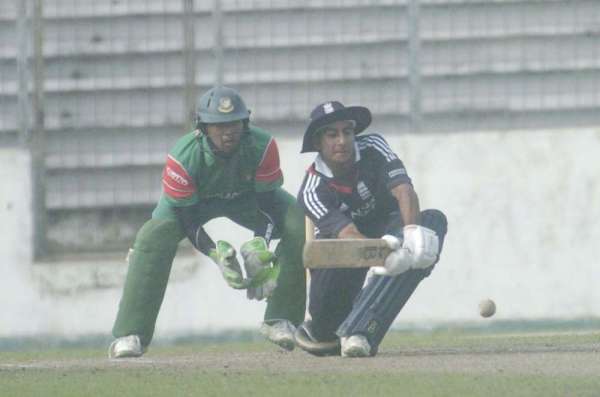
[
  {"left": 205, "top": 121, "right": 244, "bottom": 154},
  {"left": 316, "top": 120, "right": 356, "bottom": 166}
]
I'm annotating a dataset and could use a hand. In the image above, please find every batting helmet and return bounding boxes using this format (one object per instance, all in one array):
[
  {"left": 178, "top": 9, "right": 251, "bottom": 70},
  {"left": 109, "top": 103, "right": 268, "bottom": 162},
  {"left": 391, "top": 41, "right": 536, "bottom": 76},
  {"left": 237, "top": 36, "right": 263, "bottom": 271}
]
[{"left": 195, "top": 86, "right": 251, "bottom": 128}]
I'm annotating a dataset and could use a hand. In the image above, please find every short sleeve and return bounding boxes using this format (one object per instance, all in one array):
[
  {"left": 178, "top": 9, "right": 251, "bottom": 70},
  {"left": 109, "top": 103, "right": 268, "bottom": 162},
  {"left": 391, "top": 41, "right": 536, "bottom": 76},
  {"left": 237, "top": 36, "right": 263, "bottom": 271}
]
[
  {"left": 161, "top": 154, "right": 199, "bottom": 207},
  {"left": 360, "top": 134, "right": 412, "bottom": 190},
  {"left": 255, "top": 138, "right": 284, "bottom": 192}
]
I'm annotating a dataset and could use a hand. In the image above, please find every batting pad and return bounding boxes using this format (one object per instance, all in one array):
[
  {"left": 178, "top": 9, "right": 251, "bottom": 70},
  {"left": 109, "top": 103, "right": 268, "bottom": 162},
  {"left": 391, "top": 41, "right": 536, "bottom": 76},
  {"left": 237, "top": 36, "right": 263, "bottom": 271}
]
[{"left": 336, "top": 269, "right": 427, "bottom": 353}]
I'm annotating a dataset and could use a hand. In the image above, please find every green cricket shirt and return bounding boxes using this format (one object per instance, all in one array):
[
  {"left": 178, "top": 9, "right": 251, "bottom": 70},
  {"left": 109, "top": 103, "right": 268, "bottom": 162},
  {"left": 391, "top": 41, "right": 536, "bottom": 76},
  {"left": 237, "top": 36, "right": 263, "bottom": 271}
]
[{"left": 154, "top": 126, "right": 283, "bottom": 216}]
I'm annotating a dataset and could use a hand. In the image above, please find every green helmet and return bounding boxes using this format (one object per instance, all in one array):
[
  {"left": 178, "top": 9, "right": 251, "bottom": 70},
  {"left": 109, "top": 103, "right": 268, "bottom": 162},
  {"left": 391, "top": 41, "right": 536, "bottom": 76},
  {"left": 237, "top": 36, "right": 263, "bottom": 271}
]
[{"left": 195, "top": 85, "right": 251, "bottom": 125}]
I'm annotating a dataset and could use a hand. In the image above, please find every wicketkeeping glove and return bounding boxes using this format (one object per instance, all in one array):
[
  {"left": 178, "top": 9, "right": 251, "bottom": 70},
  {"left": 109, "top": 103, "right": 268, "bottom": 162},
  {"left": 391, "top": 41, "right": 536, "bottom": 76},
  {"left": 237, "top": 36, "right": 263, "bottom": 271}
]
[
  {"left": 240, "top": 237, "right": 279, "bottom": 301},
  {"left": 209, "top": 240, "right": 249, "bottom": 289}
]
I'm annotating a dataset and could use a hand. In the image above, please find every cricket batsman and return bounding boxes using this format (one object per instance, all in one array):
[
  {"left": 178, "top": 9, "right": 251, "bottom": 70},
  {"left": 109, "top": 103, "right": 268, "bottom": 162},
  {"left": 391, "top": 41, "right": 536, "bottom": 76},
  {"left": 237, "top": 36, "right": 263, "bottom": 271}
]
[
  {"left": 108, "top": 86, "right": 306, "bottom": 358},
  {"left": 296, "top": 101, "right": 448, "bottom": 357}
]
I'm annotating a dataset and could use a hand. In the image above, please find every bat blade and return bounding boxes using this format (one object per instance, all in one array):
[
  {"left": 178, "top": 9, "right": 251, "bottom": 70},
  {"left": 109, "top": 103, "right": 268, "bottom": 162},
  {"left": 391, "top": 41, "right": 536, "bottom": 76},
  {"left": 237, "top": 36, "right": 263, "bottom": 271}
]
[{"left": 303, "top": 239, "right": 391, "bottom": 269}]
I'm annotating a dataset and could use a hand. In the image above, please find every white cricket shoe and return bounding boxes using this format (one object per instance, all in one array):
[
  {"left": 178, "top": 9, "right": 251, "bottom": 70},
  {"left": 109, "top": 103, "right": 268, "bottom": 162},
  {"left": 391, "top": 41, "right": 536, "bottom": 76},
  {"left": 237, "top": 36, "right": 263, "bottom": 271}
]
[
  {"left": 108, "top": 335, "right": 145, "bottom": 359},
  {"left": 260, "top": 320, "right": 296, "bottom": 351},
  {"left": 341, "top": 335, "right": 371, "bottom": 358}
]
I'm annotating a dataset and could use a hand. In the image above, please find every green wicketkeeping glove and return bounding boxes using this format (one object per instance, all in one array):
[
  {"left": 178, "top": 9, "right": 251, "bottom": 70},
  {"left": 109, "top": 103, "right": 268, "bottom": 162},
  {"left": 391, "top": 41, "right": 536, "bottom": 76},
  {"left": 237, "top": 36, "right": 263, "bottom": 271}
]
[
  {"left": 208, "top": 241, "right": 249, "bottom": 289},
  {"left": 240, "top": 237, "right": 278, "bottom": 300},
  {"left": 241, "top": 237, "right": 275, "bottom": 273}
]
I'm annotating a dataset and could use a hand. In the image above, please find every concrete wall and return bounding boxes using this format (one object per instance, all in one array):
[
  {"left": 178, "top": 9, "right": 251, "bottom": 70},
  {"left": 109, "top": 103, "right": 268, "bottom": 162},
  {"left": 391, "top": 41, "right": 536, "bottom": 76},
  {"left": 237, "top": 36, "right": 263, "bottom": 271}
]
[
  {"left": 1, "top": 128, "right": 599, "bottom": 339},
  {"left": 0, "top": 149, "right": 37, "bottom": 335}
]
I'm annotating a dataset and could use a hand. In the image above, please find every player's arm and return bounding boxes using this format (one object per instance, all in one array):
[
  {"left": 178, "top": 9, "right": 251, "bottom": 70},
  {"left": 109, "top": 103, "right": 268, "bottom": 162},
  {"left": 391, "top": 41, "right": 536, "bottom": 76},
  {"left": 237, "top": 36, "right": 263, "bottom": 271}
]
[
  {"left": 361, "top": 134, "right": 418, "bottom": 225},
  {"left": 160, "top": 154, "right": 215, "bottom": 255},
  {"left": 390, "top": 183, "right": 420, "bottom": 227},
  {"left": 173, "top": 205, "right": 215, "bottom": 255},
  {"left": 254, "top": 190, "right": 284, "bottom": 245},
  {"left": 377, "top": 182, "right": 437, "bottom": 276},
  {"left": 336, "top": 134, "right": 417, "bottom": 239},
  {"left": 252, "top": 137, "right": 285, "bottom": 245},
  {"left": 241, "top": 137, "right": 285, "bottom": 300},
  {"left": 242, "top": 191, "right": 282, "bottom": 300},
  {"left": 365, "top": 134, "right": 435, "bottom": 275}
]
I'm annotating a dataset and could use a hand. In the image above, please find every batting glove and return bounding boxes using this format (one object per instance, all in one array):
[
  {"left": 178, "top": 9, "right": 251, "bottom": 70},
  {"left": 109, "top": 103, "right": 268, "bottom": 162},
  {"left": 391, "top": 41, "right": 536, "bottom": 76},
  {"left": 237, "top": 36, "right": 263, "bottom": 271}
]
[
  {"left": 371, "top": 234, "right": 413, "bottom": 276},
  {"left": 209, "top": 241, "right": 248, "bottom": 289},
  {"left": 402, "top": 225, "right": 439, "bottom": 269}
]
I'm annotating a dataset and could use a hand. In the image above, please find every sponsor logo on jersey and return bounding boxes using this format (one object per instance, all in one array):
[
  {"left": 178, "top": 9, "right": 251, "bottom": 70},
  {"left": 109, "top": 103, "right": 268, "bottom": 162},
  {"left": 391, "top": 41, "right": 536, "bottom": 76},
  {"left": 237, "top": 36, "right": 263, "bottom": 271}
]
[
  {"left": 166, "top": 166, "right": 189, "bottom": 186},
  {"left": 218, "top": 97, "right": 234, "bottom": 113},
  {"left": 221, "top": 192, "right": 241, "bottom": 199},
  {"left": 388, "top": 168, "right": 407, "bottom": 178},
  {"left": 357, "top": 181, "right": 371, "bottom": 200},
  {"left": 203, "top": 191, "right": 242, "bottom": 200},
  {"left": 351, "top": 197, "right": 376, "bottom": 218}
]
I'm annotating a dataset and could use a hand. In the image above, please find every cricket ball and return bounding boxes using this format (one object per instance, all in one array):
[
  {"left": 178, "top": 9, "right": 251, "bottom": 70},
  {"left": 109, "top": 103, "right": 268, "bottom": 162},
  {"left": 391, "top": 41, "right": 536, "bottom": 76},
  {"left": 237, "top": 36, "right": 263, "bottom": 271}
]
[{"left": 479, "top": 299, "right": 496, "bottom": 318}]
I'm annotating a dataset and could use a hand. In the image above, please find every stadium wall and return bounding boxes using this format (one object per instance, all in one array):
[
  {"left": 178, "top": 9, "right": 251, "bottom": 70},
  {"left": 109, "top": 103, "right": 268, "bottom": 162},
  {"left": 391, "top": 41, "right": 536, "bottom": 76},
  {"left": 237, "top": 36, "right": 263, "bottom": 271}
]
[{"left": 0, "top": 128, "right": 598, "bottom": 338}]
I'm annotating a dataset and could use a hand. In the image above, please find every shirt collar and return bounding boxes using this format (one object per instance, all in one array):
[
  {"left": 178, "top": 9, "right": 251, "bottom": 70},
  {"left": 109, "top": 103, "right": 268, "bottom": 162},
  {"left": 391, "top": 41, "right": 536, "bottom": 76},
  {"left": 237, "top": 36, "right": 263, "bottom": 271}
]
[{"left": 314, "top": 142, "right": 361, "bottom": 178}]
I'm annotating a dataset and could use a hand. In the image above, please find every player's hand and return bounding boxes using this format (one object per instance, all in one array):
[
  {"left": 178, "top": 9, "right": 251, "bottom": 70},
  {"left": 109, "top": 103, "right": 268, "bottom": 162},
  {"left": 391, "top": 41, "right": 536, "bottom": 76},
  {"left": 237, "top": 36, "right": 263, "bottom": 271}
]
[
  {"left": 241, "top": 237, "right": 278, "bottom": 300},
  {"left": 209, "top": 241, "right": 248, "bottom": 289},
  {"left": 402, "top": 225, "right": 439, "bottom": 269},
  {"left": 372, "top": 235, "right": 412, "bottom": 276}
]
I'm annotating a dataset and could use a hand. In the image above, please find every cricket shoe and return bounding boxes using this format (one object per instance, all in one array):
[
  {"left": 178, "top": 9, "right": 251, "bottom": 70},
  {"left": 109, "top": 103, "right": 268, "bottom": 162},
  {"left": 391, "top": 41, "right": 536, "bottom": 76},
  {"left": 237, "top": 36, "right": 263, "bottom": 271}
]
[
  {"left": 260, "top": 320, "right": 296, "bottom": 351},
  {"left": 340, "top": 334, "right": 371, "bottom": 358},
  {"left": 108, "top": 335, "right": 146, "bottom": 359}
]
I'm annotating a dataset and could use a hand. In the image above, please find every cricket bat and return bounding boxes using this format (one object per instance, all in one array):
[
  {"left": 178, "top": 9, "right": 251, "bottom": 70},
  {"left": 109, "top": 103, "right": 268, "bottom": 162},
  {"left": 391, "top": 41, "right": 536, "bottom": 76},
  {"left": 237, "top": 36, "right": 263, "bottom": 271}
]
[
  {"left": 303, "top": 239, "right": 391, "bottom": 268},
  {"left": 303, "top": 216, "right": 391, "bottom": 268}
]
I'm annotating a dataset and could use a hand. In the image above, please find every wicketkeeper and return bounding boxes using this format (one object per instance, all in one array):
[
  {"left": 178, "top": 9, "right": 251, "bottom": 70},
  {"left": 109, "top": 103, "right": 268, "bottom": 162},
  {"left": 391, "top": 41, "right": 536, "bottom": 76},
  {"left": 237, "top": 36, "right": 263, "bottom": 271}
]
[
  {"left": 108, "top": 86, "right": 306, "bottom": 358},
  {"left": 296, "top": 101, "right": 448, "bottom": 357}
]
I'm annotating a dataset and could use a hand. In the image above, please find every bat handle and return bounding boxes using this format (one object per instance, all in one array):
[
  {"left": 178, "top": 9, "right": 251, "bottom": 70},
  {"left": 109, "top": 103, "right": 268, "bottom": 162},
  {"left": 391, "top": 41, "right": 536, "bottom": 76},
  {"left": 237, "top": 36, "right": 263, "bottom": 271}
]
[{"left": 305, "top": 217, "right": 315, "bottom": 241}]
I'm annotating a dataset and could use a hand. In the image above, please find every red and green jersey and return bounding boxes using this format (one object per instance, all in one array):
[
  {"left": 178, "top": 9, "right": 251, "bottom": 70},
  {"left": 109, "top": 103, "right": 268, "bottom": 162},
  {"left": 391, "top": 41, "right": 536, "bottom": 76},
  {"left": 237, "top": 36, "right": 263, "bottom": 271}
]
[{"left": 154, "top": 126, "right": 283, "bottom": 215}]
